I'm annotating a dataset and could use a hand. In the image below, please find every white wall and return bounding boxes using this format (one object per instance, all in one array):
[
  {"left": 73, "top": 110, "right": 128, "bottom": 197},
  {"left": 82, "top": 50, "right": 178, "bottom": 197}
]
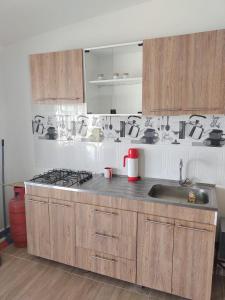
[{"left": 1, "top": 0, "right": 225, "bottom": 221}]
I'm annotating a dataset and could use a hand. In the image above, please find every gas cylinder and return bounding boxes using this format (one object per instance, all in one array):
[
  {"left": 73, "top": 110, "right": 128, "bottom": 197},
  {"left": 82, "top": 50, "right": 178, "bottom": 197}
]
[{"left": 9, "top": 185, "right": 27, "bottom": 248}]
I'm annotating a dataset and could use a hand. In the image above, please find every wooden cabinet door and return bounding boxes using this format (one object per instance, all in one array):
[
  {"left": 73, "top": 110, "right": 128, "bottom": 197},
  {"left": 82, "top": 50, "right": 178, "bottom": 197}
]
[
  {"left": 25, "top": 197, "right": 51, "bottom": 259},
  {"left": 143, "top": 36, "right": 185, "bottom": 114},
  {"left": 137, "top": 214, "right": 174, "bottom": 293},
  {"left": 49, "top": 199, "right": 75, "bottom": 266},
  {"left": 183, "top": 30, "right": 225, "bottom": 112},
  {"left": 30, "top": 49, "right": 84, "bottom": 102},
  {"left": 55, "top": 49, "right": 84, "bottom": 102},
  {"left": 172, "top": 222, "right": 215, "bottom": 300},
  {"left": 143, "top": 29, "right": 225, "bottom": 115},
  {"left": 30, "top": 52, "right": 56, "bottom": 101}
]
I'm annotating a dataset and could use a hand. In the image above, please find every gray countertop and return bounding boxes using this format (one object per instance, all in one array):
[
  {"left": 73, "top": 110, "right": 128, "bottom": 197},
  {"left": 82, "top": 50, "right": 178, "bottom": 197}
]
[{"left": 25, "top": 175, "right": 218, "bottom": 211}]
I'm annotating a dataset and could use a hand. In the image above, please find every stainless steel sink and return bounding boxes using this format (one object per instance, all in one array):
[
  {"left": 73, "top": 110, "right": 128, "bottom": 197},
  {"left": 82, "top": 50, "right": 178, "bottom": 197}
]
[{"left": 149, "top": 184, "right": 209, "bottom": 204}]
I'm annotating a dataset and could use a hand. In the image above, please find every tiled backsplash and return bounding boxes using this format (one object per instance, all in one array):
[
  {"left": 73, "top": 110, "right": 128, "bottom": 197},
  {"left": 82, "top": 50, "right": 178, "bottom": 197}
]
[
  {"left": 32, "top": 104, "right": 225, "bottom": 147},
  {"left": 30, "top": 104, "right": 225, "bottom": 190}
]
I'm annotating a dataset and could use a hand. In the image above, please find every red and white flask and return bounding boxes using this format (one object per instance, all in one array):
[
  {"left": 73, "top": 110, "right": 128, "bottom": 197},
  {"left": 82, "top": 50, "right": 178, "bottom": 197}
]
[{"left": 123, "top": 148, "right": 139, "bottom": 181}]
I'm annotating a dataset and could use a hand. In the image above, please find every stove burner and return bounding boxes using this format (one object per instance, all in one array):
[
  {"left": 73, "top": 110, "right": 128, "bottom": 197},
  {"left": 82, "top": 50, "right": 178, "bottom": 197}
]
[{"left": 30, "top": 169, "right": 92, "bottom": 187}]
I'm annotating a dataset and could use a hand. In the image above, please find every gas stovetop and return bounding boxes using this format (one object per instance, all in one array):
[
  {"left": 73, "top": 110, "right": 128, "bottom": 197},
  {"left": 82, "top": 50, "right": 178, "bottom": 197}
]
[{"left": 30, "top": 169, "right": 93, "bottom": 187}]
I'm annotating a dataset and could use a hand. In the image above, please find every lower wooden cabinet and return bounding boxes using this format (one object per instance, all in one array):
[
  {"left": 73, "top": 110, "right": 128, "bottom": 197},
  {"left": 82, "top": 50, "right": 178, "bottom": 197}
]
[
  {"left": 25, "top": 196, "right": 51, "bottom": 259},
  {"left": 75, "top": 247, "right": 136, "bottom": 283},
  {"left": 172, "top": 222, "right": 215, "bottom": 300},
  {"left": 49, "top": 199, "right": 75, "bottom": 265},
  {"left": 25, "top": 190, "right": 216, "bottom": 300},
  {"left": 137, "top": 214, "right": 174, "bottom": 293}
]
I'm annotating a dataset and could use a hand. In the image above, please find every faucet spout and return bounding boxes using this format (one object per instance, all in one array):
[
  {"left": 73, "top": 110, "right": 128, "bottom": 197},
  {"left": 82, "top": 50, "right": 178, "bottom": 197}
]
[
  {"left": 179, "top": 159, "right": 192, "bottom": 186},
  {"left": 179, "top": 159, "right": 183, "bottom": 185}
]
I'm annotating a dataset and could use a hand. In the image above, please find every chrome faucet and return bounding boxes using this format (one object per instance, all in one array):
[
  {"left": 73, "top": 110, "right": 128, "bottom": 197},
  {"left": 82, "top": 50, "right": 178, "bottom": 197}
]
[
  {"left": 179, "top": 159, "right": 191, "bottom": 186},
  {"left": 179, "top": 159, "right": 183, "bottom": 184}
]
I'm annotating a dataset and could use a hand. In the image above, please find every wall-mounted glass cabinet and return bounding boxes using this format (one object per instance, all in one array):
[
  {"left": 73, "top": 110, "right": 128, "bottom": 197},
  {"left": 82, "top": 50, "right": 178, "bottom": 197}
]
[{"left": 84, "top": 42, "right": 143, "bottom": 115}]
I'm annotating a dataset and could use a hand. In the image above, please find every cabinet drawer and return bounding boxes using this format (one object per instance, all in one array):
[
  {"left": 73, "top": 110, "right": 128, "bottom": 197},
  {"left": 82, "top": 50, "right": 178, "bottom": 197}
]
[
  {"left": 75, "top": 247, "right": 136, "bottom": 283},
  {"left": 75, "top": 203, "right": 137, "bottom": 236},
  {"left": 76, "top": 227, "right": 136, "bottom": 260},
  {"left": 75, "top": 203, "right": 137, "bottom": 259}
]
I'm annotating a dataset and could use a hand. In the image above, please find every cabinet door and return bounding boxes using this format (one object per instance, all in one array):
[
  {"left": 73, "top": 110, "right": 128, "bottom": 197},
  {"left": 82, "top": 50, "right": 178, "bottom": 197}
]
[
  {"left": 143, "top": 29, "right": 225, "bottom": 115},
  {"left": 30, "top": 49, "right": 84, "bottom": 102},
  {"left": 172, "top": 223, "right": 215, "bottom": 300},
  {"left": 30, "top": 52, "right": 56, "bottom": 101},
  {"left": 55, "top": 49, "right": 84, "bottom": 102},
  {"left": 137, "top": 214, "right": 174, "bottom": 293},
  {"left": 143, "top": 36, "right": 185, "bottom": 114},
  {"left": 183, "top": 30, "right": 225, "bottom": 112},
  {"left": 49, "top": 199, "right": 75, "bottom": 266},
  {"left": 25, "top": 197, "right": 51, "bottom": 259}
]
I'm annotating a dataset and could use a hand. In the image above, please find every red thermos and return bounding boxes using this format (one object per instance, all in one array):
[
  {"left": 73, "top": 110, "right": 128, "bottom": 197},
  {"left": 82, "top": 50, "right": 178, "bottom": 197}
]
[{"left": 123, "top": 148, "right": 139, "bottom": 181}]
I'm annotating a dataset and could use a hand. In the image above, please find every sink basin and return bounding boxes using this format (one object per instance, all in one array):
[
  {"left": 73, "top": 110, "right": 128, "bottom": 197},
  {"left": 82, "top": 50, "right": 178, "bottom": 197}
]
[{"left": 149, "top": 184, "right": 209, "bottom": 204}]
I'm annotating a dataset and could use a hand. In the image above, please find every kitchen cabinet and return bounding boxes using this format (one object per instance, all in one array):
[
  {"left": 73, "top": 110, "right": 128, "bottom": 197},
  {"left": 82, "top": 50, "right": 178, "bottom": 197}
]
[
  {"left": 137, "top": 214, "right": 174, "bottom": 293},
  {"left": 84, "top": 42, "right": 142, "bottom": 114},
  {"left": 25, "top": 186, "right": 216, "bottom": 299},
  {"left": 143, "top": 29, "right": 225, "bottom": 115},
  {"left": 172, "top": 221, "right": 215, "bottom": 300},
  {"left": 30, "top": 49, "right": 84, "bottom": 102},
  {"left": 25, "top": 196, "right": 51, "bottom": 259},
  {"left": 49, "top": 199, "right": 75, "bottom": 265}
]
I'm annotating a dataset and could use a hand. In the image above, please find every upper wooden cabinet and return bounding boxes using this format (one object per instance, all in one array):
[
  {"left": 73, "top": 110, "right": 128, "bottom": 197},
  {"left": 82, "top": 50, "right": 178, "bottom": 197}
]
[
  {"left": 30, "top": 49, "right": 84, "bottom": 102},
  {"left": 143, "top": 29, "right": 225, "bottom": 115}
]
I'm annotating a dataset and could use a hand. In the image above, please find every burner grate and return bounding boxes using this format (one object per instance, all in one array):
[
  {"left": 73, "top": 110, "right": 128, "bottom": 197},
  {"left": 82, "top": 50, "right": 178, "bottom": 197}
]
[{"left": 30, "top": 169, "right": 92, "bottom": 187}]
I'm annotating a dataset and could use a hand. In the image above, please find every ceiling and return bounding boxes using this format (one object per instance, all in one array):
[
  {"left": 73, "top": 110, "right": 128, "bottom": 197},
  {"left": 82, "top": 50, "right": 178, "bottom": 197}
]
[{"left": 0, "top": 0, "right": 148, "bottom": 46}]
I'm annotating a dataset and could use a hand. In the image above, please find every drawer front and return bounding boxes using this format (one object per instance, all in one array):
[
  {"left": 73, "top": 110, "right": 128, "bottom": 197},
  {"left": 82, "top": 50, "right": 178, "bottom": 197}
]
[
  {"left": 75, "top": 247, "right": 136, "bottom": 283},
  {"left": 76, "top": 227, "right": 136, "bottom": 260},
  {"left": 75, "top": 203, "right": 137, "bottom": 236},
  {"left": 75, "top": 203, "right": 137, "bottom": 259}
]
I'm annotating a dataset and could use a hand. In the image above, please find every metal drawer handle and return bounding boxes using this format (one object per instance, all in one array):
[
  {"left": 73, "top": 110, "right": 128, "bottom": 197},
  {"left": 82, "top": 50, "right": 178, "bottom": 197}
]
[
  {"left": 145, "top": 219, "right": 173, "bottom": 226},
  {"left": 51, "top": 202, "right": 72, "bottom": 208},
  {"left": 94, "top": 209, "right": 118, "bottom": 216},
  {"left": 95, "top": 232, "right": 118, "bottom": 239},
  {"left": 28, "top": 199, "right": 48, "bottom": 204},
  {"left": 91, "top": 255, "right": 117, "bottom": 263},
  {"left": 177, "top": 225, "right": 210, "bottom": 232}
]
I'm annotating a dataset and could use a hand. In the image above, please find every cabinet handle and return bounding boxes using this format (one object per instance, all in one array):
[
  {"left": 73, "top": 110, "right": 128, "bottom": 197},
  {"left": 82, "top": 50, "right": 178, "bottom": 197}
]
[
  {"left": 177, "top": 225, "right": 210, "bottom": 232},
  {"left": 51, "top": 202, "right": 72, "bottom": 208},
  {"left": 36, "top": 97, "right": 81, "bottom": 101},
  {"left": 91, "top": 255, "right": 117, "bottom": 263},
  {"left": 145, "top": 219, "right": 173, "bottom": 226},
  {"left": 95, "top": 232, "right": 118, "bottom": 239},
  {"left": 94, "top": 209, "right": 118, "bottom": 216},
  {"left": 28, "top": 199, "right": 48, "bottom": 204}
]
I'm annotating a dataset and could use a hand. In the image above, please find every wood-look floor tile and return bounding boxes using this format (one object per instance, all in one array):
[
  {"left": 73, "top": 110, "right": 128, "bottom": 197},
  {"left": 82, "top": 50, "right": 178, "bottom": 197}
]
[{"left": 1, "top": 246, "right": 225, "bottom": 300}]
